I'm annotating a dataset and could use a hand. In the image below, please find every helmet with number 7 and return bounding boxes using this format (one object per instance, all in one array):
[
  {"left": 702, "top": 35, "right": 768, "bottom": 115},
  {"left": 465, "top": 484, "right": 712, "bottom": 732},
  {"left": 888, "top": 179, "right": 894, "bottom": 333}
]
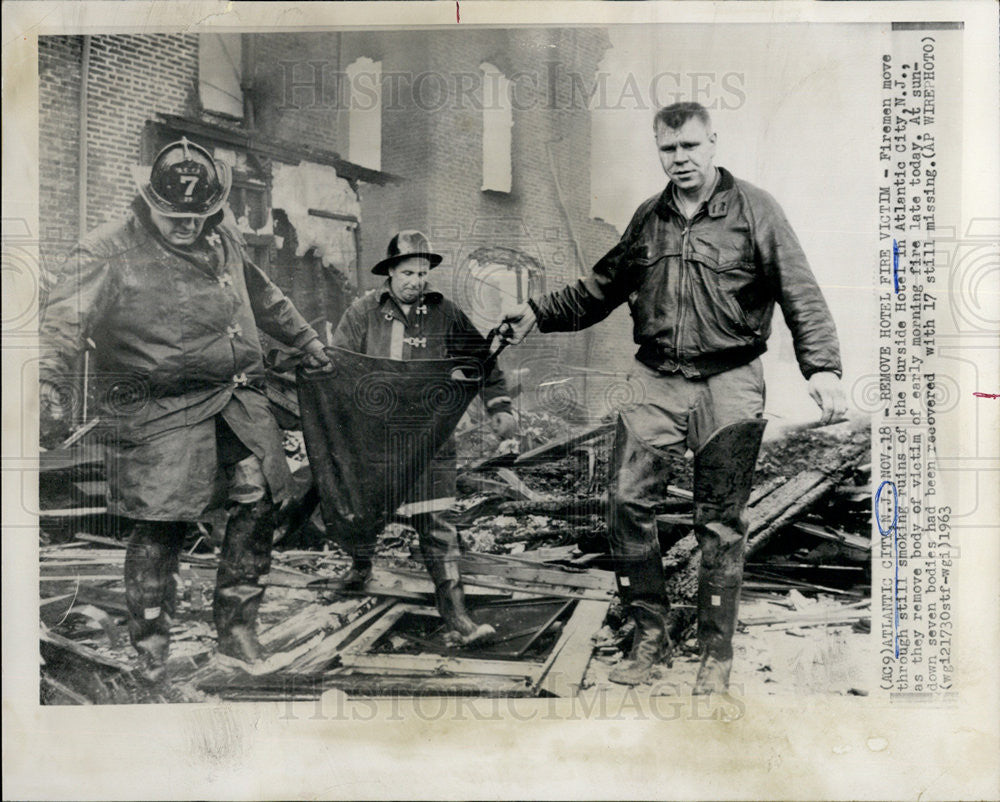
[{"left": 130, "top": 137, "right": 232, "bottom": 217}]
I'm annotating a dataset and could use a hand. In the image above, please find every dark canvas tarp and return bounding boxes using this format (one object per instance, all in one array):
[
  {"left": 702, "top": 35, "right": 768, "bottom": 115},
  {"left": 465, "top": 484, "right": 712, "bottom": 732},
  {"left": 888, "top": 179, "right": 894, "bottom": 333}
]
[{"left": 297, "top": 345, "right": 497, "bottom": 557}]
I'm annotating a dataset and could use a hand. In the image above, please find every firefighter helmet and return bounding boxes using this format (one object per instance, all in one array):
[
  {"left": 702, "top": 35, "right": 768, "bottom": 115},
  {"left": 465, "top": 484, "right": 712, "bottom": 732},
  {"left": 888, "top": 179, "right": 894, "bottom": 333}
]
[
  {"left": 131, "top": 138, "right": 231, "bottom": 217},
  {"left": 371, "top": 230, "right": 443, "bottom": 275}
]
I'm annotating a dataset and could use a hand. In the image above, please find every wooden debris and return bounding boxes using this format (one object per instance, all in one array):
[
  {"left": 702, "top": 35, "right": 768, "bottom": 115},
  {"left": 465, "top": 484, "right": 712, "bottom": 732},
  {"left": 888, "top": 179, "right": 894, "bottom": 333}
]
[
  {"left": 287, "top": 599, "right": 396, "bottom": 674},
  {"left": 535, "top": 600, "right": 610, "bottom": 697},
  {"left": 40, "top": 507, "right": 108, "bottom": 517},
  {"left": 495, "top": 467, "right": 545, "bottom": 502},
  {"left": 746, "top": 471, "right": 845, "bottom": 556},
  {"left": 456, "top": 473, "right": 523, "bottom": 499},
  {"left": 493, "top": 496, "right": 605, "bottom": 520},
  {"left": 512, "top": 421, "right": 614, "bottom": 467},
  {"left": 458, "top": 552, "right": 615, "bottom": 593},
  {"left": 41, "top": 628, "right": 133, "bottom": 673},
  {"left": 790, "top": 522, "right": 870, "bottom": 552}
]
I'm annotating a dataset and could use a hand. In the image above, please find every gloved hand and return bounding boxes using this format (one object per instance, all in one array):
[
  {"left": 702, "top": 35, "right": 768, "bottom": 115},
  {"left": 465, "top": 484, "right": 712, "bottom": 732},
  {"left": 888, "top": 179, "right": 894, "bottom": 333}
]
[
  {"left": 499, "top": 302, "right": 537, "bottom": 344},
  {"left": 301, "top": 338, "right": 332, "bottom": 370},
  {"left": 488, "top": 410, "right": 518, "bottom": 440}
]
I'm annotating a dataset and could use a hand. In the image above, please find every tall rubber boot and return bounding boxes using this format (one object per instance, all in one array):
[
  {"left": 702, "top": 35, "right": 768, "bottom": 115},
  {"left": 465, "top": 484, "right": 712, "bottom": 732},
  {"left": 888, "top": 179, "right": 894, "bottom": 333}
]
[
  {"left": 124, "top": 520, "right": 186, "bottom": 683},
  {"left": 606, "top": 415, "right": 675, "bottom": 684},
  {"left": 214, "top": 498, "right": 275, "bottom": 669},
  {"left": 416, "top": 512, "right": 495, "bottom": 647},
  {"left": 691, "top": 419, "right": 767, "bottom": 695},
  {"left": 608, "top": 599, "right": 672, "bottom": 686}
]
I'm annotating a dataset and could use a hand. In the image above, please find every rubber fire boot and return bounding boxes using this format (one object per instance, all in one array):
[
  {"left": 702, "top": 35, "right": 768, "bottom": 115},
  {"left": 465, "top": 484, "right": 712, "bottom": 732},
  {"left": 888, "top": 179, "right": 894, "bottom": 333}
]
[
  {"left": 416, "top": 511, "right": 495, "bottom": 646},
  {"left": 692, "top": 578, "right": 742, "bottom": 695},
  {"left": 433, "top": 578, "right": 496, "bottom": 646},
  {"left": 124, "top": 520, "right": 185, "bottom": 683},
  {"left": 607, "top": 415, "right": 674, "bottom": 604},
  {"left": 690, "top": 419, "right": 767, "bottom": 696},
  {"left": 341, "top": 555, "right": 373, "bottom": 589},
  {"left": 605, "top": 414, "right": 675, "bottom": 685},
  {"left": 214, "top": 499, "right": 275, "bottom": 670},
  {"left": 608, "top": 600, "right": 672, "bottom": 686}
]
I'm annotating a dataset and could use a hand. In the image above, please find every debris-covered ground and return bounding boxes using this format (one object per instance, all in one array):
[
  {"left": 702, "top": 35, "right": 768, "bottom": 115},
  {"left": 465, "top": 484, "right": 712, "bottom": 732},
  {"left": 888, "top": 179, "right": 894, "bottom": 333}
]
[{"left": 39, "top": 409, "right": 872, "bottom": 704}]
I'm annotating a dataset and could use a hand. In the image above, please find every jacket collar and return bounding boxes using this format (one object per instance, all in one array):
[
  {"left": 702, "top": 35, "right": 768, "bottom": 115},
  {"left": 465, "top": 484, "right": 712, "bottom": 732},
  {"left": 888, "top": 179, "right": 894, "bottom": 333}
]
[
  {"left": 654, "top": 166, "right": 736, "bottom": 221},
  {"left": 131, "top": 196, "right": 227, "bottom": 274},
  {"left": 377, "top": 280, "right": 443, "bottom": 308}
]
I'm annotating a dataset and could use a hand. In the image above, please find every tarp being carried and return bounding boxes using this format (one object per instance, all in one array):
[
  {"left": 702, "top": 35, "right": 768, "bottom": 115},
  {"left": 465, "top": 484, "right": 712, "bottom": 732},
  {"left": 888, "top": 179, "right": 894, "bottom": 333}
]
[{"left": 297, "top": 344, "right": 499, "bottom": 558}]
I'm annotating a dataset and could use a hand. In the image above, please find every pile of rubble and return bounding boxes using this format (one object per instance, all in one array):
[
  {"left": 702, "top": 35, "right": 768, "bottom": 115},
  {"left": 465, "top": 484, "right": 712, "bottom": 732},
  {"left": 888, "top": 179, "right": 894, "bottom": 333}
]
[{"left": 38, "top": 409, "right": 871, "bottom": 704}]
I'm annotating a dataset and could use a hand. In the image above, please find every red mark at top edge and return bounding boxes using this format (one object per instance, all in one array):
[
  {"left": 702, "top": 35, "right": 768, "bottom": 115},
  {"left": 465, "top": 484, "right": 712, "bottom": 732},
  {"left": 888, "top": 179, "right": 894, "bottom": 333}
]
[
  {"left": 973, "top": 392, "right": 1000, "bottom": 399},
  {"left": 456, "top": 1, "right": 460, "bottom": 23}
]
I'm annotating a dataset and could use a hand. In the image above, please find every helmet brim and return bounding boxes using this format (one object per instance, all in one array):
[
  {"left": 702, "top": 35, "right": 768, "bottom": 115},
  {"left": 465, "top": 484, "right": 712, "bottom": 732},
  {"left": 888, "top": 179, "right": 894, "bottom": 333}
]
[
  {"left": 130, "top": 163, "right": 232, "bottom": 218},
  {"left": 371, "top": 252, "right": 443, "bottom": 275}
]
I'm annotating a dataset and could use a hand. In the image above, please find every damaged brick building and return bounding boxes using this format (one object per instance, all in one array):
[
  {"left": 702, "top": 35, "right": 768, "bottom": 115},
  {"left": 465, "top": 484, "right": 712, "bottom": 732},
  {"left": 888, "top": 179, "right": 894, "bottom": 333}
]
[{"left": 39, "top": 29, "right": 628, "bottom": 416}]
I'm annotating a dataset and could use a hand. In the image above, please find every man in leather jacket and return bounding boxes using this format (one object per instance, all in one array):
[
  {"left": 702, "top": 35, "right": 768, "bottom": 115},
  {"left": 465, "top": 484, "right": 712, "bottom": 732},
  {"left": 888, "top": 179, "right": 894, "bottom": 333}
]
[
  {"left": 40, "top": 138, "right": 331, "bottom": 680},
  {"left": 503, "top": 102, "right": 846, "bottom": 693}
]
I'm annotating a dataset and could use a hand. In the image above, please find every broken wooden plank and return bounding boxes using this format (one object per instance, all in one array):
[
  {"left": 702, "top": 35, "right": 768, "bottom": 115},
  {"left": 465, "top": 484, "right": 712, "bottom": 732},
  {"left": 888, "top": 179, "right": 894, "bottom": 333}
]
[
  {"left": 494, "top": 468, "right": 545, "bottom": 502},
  {"left": 746, "top": 473, "right": 842, "bottom": 557},
  {"left": 493, "top": 496, "right": 605, "bottom": 521},
  {"left": 534, "top": 599, "right": 610, "bottom": 697},
  {"left": 458, "top": 553, "right": 615, "bottom": 592},
  {"left": 259, "top": 597, "right": 378, "bottom": 653},
  {"left": 458, "top": 451, "right": 518, "bottom": 475},
  {"left": 288, "top": 600, "right": 397, "bottom": 674},
  {"left": 71, "top": 533, "right": 223, "bottom": 567},
  {"left": 198, "top": 670, "right": 534, "bottom": 699},
  {"left": 306, "top": 566, "right": 508, "bottom": 601},
  {"left": 41, "top": 674, "right": 94, "bottom": 705},
  {"left": 39, "top": 507, "right": 108, "bottom": 517},
  {"left": 748, "top": 475, "right": 788, "bottom": 507},
  {"left": 512, "top": 421, "right": 614, "bottom": 467},
  {"left": 338, "top": 653, "right": 543, "bottom": 681},
  {"left": 790, "top": 522, "right": 871, "bottom": 552},
  {"left": 320, "top": 672, "right": 534, "bottom": 698},
  {"left": 455, "top": 473, "right": 522, "bottom": 499},
  {"left": 513, "top": 545, "right": 579, "bottom": 563},
  {"left": 40, "top": 628, "right": 133, "bottom": 673},
  {"left": 460, "top": 574, "right": 612, "bottom": 602}
]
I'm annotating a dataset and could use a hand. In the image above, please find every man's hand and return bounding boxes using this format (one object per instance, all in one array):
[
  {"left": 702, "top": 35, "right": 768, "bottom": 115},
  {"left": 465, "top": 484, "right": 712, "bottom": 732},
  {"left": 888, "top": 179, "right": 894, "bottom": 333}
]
[
  {"left": 301, "top": 338, "right": 332, "bottom": 370},
  {"left": 807, "top": 371, "right": 848, "bottom": 425},
  {"left": 488, "top": 411, "right": 518, "bottom": 440},
  {"left": 499, "top": 302, "right": 537, "bottom": 345}
]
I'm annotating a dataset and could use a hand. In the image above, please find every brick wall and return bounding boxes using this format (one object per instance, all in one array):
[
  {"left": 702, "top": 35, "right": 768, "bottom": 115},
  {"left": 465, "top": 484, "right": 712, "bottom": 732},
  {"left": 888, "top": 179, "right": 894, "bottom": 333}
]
[
  {"left": 38, "top": 36, "right": 83, "bottom": 277},
  {"left": 39, "top": 35, "right": 198, "bottom": 243}
]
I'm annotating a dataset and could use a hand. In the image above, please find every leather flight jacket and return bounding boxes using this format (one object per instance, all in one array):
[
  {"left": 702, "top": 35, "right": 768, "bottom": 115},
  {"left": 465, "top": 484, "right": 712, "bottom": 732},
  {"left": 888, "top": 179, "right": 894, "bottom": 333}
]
[{"left": 530, "top": 167, "right": 842, "bottom": 380}]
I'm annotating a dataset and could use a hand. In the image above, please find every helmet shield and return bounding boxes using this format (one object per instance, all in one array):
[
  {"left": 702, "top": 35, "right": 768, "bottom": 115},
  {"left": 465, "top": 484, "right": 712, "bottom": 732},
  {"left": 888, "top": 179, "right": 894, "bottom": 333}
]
[{"left": 131, "top": 137, "right": 232, "bottom": 217}]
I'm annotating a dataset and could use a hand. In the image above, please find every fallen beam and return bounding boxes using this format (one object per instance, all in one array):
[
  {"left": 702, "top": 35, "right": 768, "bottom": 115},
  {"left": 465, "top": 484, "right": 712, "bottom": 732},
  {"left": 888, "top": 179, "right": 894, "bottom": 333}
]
[
  {"left": 535, "top": 599, "right": 610, "bottom": 697},
  {"left": 458, "top": 553, "right": 616, "bottom": 592},
  {"left": 512, "top": 422, "right": 614, "bottom": 467}
]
